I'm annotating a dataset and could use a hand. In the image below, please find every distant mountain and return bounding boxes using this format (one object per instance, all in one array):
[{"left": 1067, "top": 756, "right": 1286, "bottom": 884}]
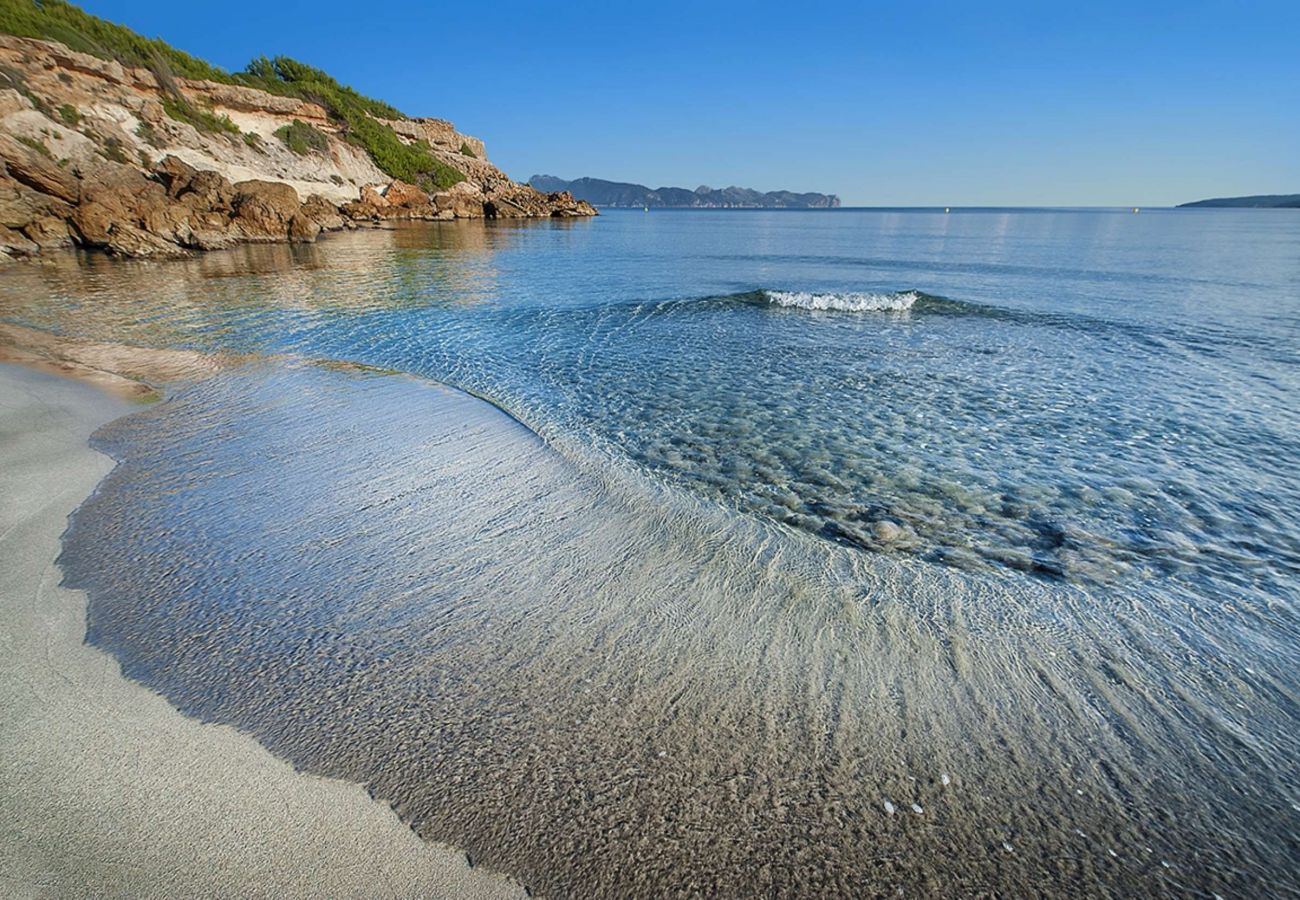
[
  {"left": 1177, "top": 194, "right": 1300, "bottom": 208},
  {"left": 529, "top": 176, "right": 840, "bottom": 209}
]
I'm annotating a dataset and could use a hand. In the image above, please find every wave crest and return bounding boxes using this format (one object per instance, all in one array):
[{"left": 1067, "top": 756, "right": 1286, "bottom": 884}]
[{"left": 762, "top": 290, "right": 920, "bottom": 312}]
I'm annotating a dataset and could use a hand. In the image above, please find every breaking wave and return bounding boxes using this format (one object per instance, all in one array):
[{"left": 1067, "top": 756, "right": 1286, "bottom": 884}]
[{"left": 762, "top": 289, "right": 920, "bottom": 312}]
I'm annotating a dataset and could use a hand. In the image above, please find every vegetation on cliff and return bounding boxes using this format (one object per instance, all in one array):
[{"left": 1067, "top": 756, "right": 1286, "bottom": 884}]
[
  {"left": 273, "top": 119, "right": 329, "bottom": 156},
  {"left": 0, "top": 0, "right": 463, "bottom": 189}
]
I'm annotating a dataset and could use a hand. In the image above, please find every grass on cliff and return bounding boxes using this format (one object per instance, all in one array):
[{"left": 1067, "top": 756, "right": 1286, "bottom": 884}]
[
  {"left": 246, "top": 56, "right": 463, "bottom": 190},
  {"left": 274, "top": 119, "right": 328, "bottom": 155},
  {"left": 0, "top": 0, "right": 464, "bottom": 189},
  {"left": 160, "top": 94, "right": 239, "bottom": 135}
]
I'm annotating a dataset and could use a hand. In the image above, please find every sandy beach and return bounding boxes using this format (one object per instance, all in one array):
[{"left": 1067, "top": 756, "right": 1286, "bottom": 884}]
[{"left": 0, "top": 362, "right": 524, "bottom": 899}]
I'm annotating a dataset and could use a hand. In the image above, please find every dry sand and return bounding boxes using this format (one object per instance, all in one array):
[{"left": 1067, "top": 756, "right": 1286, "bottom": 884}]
[{"left": 0, "top": 362, "right": 526, "bottom": 899}]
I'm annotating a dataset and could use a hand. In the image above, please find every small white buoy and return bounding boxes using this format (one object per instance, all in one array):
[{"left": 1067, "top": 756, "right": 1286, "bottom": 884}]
[
  {"left": 1133, "top": 207, "right": 1140, "bottom": 213},
  {"left": 884, "top": 801, "right": 896, "bottom": 815},
  {"left": 911, "top": 803, "right": 924, "bottom": 814},
  {"left": 1002, "top": 841, "right": 1014, "bottom": 853},
  {"left": 944, "top": 207, "right": 950, "bottom": 214},
  {"left": 657, "top": 750, "right": 667, "bottom": 757}
]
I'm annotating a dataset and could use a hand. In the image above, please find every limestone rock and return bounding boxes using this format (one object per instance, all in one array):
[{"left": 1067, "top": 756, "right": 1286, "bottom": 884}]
[
  {"left": 153, "top": 155, "right": 198, "bottom": 198},
  {"left": 288, "top": 212, "right": 321, "bottom": 243},
  {"left": 300, "top": 194, "right": 345, "bottom": 232},
  {"left": 359, "top": 184, "right": 388, "bottom": 208},
  {"left": 231, "top": 180, "right": 301, "bottom": 240},
  {"left": 432, "top": 181, "right": 486, "bottom": 219},
  {"left": 0, "top": 133, "right": 80, "bottom": 203},
  {"left": 382, "top": 180, "right": 428, "bottom": 209}
]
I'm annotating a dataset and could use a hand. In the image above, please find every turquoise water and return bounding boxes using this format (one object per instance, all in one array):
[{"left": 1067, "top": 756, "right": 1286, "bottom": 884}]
[{"left": 4, "top": 209, "right": 1299, "bottom": 895}]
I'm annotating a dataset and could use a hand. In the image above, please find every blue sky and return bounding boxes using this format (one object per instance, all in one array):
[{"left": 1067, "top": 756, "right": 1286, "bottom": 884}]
[{"left": 83, "top": 0, "right": 1299, "bottom": 205}]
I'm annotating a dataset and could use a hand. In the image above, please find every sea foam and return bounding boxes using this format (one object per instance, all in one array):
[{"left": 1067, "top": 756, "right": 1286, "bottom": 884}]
[{"left": 763, "top": 289, "right": 920, "bottom": 312}]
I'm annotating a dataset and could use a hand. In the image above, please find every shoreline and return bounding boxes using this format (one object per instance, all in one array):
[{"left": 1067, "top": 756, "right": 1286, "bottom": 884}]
[{"left": 0, "top": 361, "right": 526, "bottom": 898}]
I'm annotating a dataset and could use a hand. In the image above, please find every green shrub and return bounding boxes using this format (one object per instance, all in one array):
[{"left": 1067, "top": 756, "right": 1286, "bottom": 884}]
[
  {"left": 16, "top": 134, "right": 51, "bottom": 157},
  {"left": 246, "top": 56, "right": 463, "bottom": 189},
  {"left": 101, "top": 135, "right": 128, "bottom": 163},
  {"left": 459, "top": 142, "right": 476, "bottom": 158},
  {"left": 160, "top": 94, "right": 239, "bottom": 135},
  {"left": 0, "top": 0, "right": 465, "bottom": 188},
  {"left": 0, "top": 0, "right": 231, "bottom": 81},
  {"left": 242, "top": 130, "right": 261, "bottom": 148},
  {"left": 57, "top": 102, "right": 80, "bottom": 125},
  {"left": 134, "top": 119, "right": 164, "bottom": 147},
  {"left": 274, "top": 119, "right": 328, "bottom": 155}
]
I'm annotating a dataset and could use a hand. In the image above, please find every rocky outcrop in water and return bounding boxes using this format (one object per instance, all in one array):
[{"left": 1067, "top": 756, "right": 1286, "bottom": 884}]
[{"left": 0, "top": 33, "right": 595, "bottom": 260}]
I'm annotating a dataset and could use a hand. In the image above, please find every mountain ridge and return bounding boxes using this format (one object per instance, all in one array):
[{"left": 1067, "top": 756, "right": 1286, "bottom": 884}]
[
  {"left": 530, "top": 175, "right": 840, "bottom": 209},
  {"left": 1177, "top": 194, "right": 1300, "bottom": 208}
]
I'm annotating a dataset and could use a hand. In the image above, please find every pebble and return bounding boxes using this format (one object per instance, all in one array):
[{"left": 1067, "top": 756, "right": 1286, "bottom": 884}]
[
  {"left": 911, "top": 803, "right": 924, "bottom": 814},
  {"left": 884, "top": 801, "right": 896, "bottom": 815},
  {"left": 941, "top": 773, "right": 951, "bottom": 786},
  {"left": 1002, "top": 842, "right": 1014, "bottom": 853},
  {"left": 873, "top": 520, "right": 902, "bottom": 542}
]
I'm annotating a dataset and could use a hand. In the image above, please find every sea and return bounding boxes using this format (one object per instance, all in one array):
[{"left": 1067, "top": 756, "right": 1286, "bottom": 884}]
[{"left": 3, "top": 207, "right": 1298, "bottom": 897}]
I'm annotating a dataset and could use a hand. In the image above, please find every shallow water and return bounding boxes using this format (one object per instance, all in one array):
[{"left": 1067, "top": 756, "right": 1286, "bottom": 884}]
[{"left": 4, "top": 209, "right": 1299, "bottom": 895}]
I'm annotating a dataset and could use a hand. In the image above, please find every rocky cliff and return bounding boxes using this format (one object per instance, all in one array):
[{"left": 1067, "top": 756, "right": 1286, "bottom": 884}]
[{"left": 0, "top": 31, "right": 594, "bottom": 260}]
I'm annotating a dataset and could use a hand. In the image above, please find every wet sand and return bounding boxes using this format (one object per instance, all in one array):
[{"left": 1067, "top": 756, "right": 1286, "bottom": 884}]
[{"left": 0, "top": 362, "right": 524, "bottom": 899}]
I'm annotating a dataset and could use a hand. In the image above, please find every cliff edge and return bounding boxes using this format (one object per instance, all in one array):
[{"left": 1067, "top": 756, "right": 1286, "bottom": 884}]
[{"left": 0, "top": 7, "right": 594, "bottom": 260}]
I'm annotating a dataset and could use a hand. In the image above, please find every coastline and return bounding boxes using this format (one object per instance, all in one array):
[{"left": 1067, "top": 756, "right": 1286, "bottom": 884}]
[{"left": 0, "top": 361, "right": 525, "bottom": 899}]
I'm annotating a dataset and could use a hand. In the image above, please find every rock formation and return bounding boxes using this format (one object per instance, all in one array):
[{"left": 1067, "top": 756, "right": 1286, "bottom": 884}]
[{"left": 0, "top": 34, "right": 595, "bottom": 261}]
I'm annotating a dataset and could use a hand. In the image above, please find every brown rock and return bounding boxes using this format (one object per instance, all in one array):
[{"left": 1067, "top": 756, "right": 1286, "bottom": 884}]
[
  {"left": 231, "top": 180, "right": 301, "bottom": 239},
  {"left": 0, "top": 133, "right": 80, "bottom": 204},
  {"left": 153, "top": 155, "right": 198, "bottom": 197},
  {"left": 64, "top": 160, "right": 201, "bottom": 257},
  {"left": 432, "top": 181, "right": 486, "bottom": 219},
  {"left": 382, "top": 180, "right": 428, "bottom": 209},
  {"left": 21, "top": 214, "right": 73, "bottom": 249},
  {"left": 0, "top": 224, "right": 39, "bottom": 257},
  {"left": 287, "top": 212, "right": 321, "bottom": 243},
  {"left": 139, "top": 201, "right": 196, "bottom": 246},
  {"left": 78, "top": 160, "right": 162, "bottom": 206},
  {"left": 0, "top": 176, "right": 73, "bottom": 230},
  {"left": 100, "top": 222, "right": 187, "bottom": 258},
  {"left": 340, "top": 199, "right": 382, "bottom": 221},
  {"left": 359, "top": 184, "right": 388, "bottom": 208},
  {"left": 180, "top": 169, "right": 236, "bottom": 213},
  {"left": 300, "top": 194, "right": 345, "bottom": 232}
]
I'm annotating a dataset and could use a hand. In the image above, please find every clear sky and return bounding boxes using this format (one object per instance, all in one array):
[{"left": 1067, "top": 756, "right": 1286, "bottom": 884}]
[{"left": 82, "top": 0, "right": 1299, "bottom": 206}]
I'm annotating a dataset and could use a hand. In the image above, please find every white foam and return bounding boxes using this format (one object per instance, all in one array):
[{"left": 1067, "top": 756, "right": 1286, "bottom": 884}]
[{"left": 763, "top": 290, "right": 920, "bottom": 312}]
